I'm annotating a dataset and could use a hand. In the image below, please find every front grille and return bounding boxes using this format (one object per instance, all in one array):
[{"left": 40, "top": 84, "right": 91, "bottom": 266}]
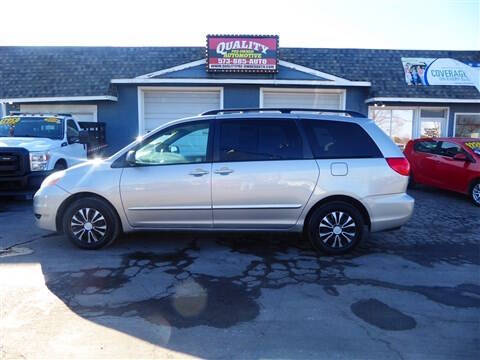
[
  {"left": 0, "top": 148, "right": 29, "bottom": 177},
  {"left": 0, "top": 154, "right": 19, "bottom": 173},
  {"left": 0, "top": 179, "right": 23, "bottom": 190}
]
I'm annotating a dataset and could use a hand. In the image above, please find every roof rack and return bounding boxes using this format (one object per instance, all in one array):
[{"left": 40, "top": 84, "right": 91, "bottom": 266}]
[{"left": 201, "top": 108, "right": 367, "bottom": 118}]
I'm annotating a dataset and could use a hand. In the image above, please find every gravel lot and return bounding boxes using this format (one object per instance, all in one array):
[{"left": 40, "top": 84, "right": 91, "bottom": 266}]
[{"left": 1, "top": 186, "right": 479, "bottom": 359}]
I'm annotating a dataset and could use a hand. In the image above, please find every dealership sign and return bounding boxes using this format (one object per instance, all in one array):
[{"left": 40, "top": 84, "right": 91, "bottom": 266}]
[
  {"left": 207, "top": 35, "right": 279, "bottom": 73},
  {"left": 402, "top": 58, "right": 480, "bottom": 91}
]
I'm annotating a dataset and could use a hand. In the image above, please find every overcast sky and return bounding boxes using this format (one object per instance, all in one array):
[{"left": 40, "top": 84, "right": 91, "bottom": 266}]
[{"left": 1, "top": 0, "right": 478, "bottom": 50}]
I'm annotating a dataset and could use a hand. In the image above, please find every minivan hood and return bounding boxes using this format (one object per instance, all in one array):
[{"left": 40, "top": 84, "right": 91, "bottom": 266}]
[
  {"left": 55, "top": 158, "right": 118, "bottom": 194},
  {"left": 0, "top": 137, "right": 61, "bottom": 152}
]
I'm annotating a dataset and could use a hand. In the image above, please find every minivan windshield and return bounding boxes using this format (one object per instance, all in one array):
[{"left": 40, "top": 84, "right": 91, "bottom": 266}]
[{"left": 0, "top": 116, "right": 64, "bottom": 140}]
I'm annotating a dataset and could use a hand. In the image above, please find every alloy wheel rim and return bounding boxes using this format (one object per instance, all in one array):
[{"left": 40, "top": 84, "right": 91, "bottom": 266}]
[
  {"left": 473, "top": 184, "right": 480, "bottom": 204},
  {"left": 319, "top": 211, "right": 356, "bottom": 248},
  {"left": 71, "top": 208, "right": 107, "bottom": 243}
]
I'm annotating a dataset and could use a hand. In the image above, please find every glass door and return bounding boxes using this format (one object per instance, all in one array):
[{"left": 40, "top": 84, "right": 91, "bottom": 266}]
[
  {"left": 391, "top": 109, "right": 414, "bottom": 147},
  {"left": 417, "top": 108, "right": 447, "bottom": 138}
]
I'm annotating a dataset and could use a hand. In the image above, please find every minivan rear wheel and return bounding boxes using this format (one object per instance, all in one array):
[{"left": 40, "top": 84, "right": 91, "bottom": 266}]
[
  {"left": 307, "top": 201, "right": 365, "bottom": 255},
  {"left": 63, "top": 197, "right": 120, "bottom": 250}
]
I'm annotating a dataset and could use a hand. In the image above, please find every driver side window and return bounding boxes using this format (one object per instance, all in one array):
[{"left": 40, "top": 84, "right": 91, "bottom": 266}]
[
  {"left": 67, "top": 120, "right": 79, "bottom": 142},
  {"left": 135, "top": 121, "right": 210, "bottom": 165}
]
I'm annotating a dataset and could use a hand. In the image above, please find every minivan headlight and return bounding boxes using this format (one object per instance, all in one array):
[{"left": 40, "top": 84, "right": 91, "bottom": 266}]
[
  {"left": 30, "top": 152, "right": 50, "bottom": 171},
  {"left": 40, "top": 170, "right": 65, "bottom": 189}
]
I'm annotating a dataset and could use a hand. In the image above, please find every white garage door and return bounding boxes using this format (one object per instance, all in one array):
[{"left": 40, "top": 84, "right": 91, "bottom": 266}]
[
  {"left": 142, "top": 88, "right": 222, "bottom": 133},
  {"left": 20, "top": 104, "right": 97, "bottom": 122},
  {"left": 261, "top": 89, "right": 344, "bottom": 110}
]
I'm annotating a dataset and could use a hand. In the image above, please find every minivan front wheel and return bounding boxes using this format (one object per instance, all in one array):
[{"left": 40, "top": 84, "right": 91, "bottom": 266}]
[
  {"left": 307, "top": 202, "right": 365, "bottom": 255},
  {"left": 63, "top": 197, "right": 120, "bottom": 249}
]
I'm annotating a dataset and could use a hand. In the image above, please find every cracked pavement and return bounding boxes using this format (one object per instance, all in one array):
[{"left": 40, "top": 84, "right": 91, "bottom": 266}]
[{"left": 0, "top": 185, "right": 479, "bottom": 359}]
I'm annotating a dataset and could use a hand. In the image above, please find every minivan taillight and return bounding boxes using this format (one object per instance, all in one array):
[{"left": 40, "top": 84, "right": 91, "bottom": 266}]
[{"left": 386, "top": 157, "right": 410, "bottom": 176}]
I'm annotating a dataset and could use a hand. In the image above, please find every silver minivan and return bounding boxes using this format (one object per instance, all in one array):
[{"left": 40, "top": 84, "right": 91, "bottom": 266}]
[{"left": 34, "top": 108, "right": 414, "bottom": 254}]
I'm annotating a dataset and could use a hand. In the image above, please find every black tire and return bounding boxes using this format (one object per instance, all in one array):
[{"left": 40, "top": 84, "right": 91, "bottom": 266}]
[
  {"left": 306, "top": 201, "right": 366, "bottom": 255},
  {"left": 470, "top": 181, "right": 480, "bottom": 207},
  {"left": 54, "top": 160, "right": 67, "bottom": 171},
  {"left": 62, "top": 197, "right": 120, "bottom": 250}
]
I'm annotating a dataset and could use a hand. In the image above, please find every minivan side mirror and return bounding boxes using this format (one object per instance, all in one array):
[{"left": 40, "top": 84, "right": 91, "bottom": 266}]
[
  {"left": 78, "top": 130, "right": 89, "bottom": 144},
  {"left": 126, "top": 150, "right": 137, "bottom": 166},
  {"left": 453, "top": 153, "right": 468, "bottom": 161}
]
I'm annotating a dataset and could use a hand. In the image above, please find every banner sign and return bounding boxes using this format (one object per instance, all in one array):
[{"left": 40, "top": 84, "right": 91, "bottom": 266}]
[
  {"left": 207, "top": 35, "right": 279, "bottom": 73},
  {"left": 401, "top": 58, "right": 480, "bottom": 91}
]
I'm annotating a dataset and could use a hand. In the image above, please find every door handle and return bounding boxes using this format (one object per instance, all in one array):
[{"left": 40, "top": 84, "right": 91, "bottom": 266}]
[
  {"left": 189, "top": 169, "right": 209, "bottom": 177},
  {"left": 214, "top": 167, "right": 234, "bottom": 175}
]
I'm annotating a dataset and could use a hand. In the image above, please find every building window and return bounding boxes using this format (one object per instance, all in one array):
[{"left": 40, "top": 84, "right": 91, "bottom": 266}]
[
  {"left": 370, "top": 109, "right": 414, "bottom": 148},
  {"left": 369, "top": 106, "right": 448, "bottom": 147},
  {"left": 455, "top": 113, "right": 480, "bottom": 138}
]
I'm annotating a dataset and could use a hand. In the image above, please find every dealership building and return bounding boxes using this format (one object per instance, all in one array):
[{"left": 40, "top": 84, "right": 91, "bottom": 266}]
[{"left": 1, "top": 39, "right": 479, "bottom": 154}]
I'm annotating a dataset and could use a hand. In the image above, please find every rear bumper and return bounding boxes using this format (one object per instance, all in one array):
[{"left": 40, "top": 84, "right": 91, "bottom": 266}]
[
  {"left": 0, "top": 171, "right": 53, "bottom": 196},
  {"left": 364, "top": 193, "right": 415, "bottom": 232},
  {"left": 33, "top": 184, "right": 70, "bottom": 232}
]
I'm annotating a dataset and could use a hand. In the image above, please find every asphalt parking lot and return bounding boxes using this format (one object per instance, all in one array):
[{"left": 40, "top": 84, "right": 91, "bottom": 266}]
[{"left": 1, "top": 186, "right": 479, "bottom": 359}]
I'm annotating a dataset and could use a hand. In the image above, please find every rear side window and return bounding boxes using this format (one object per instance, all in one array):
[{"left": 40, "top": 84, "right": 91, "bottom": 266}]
[
  {"left": 414, "top": 141, "right": 438, "bottom": 154},
  {"left": 302, "top": 120, "right": 382, "bottom": 159},
  {"left": 218, "top": 119, "right": 303, "bottom": 162}
]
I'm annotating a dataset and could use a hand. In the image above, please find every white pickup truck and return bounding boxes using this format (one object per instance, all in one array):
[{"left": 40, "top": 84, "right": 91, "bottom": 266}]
[{"left": 0, "top": 113, "right": 89, "bottom": 196}]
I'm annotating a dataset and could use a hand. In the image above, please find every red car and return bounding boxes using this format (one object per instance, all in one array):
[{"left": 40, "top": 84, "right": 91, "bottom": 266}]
[{"left": 404, "top": 138, "right": 480, "bottom": 206}]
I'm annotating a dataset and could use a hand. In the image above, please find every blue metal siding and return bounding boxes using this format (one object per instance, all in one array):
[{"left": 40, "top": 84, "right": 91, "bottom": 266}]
[
  {"left": 223, "top": 86, "right": 260, "bottom": 108},
  {"left": 345, "top": 88, "right": 369, "bottom": 116},
  {"left": 97, "top": 85, "right": 139, "bottom": 154}
]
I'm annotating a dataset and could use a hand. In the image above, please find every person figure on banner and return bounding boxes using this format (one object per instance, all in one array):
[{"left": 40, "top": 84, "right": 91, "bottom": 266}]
[
  {"left": 410, "top": 67, "right": 420, "bottom": 85},
  {"left": 404, "top": 63, "right": 413, "bottom": 85},
  {"left": 417, "top": 64, "right": 426, "bottom": 85}
]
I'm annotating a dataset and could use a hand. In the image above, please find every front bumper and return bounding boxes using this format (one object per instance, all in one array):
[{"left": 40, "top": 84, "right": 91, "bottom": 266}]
[
  {"left": 33, "top": 184, "right": 70, "bottom": 232},
  {"left": 365, "top": 193, "right": 415, "bottom": 232},
  {"left": 0, "top": 170, "right": 53, "bottom": 196}
]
